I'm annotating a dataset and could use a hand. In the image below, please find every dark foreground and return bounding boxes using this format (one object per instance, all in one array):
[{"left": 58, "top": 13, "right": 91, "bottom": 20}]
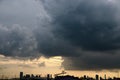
[{"left": 0, "top": 75, "right": 120, "bottom": 80}]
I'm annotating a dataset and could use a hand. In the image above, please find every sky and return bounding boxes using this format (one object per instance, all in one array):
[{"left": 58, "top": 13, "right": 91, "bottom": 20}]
[{"left": 0, "top": 0, "right": 120, "bottom": 78}]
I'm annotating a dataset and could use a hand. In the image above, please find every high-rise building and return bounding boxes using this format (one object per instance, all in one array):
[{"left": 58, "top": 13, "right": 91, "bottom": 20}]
[
  {"left": 47, "top": 74, "right": 52, "bottom": 80},
  {"left": 20, "top": 72, "right": 23, "bottom": 80},
  {"left": 104, "top": 74, "right": 106, "bottom": 80},
  {"left": 96, "top": 74, "right": 99, "bottom": 80}
]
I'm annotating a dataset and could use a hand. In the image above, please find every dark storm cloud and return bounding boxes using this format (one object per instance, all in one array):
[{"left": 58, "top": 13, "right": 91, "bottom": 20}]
[
  {"left": 62, "top": 52, "right": 120, "bottom": 70},
  {"left": 42, "top": 0, "right": 120, "bottom": 51},
  {"left": 40, "top": 0, "right": 120, "bottom": 70}
]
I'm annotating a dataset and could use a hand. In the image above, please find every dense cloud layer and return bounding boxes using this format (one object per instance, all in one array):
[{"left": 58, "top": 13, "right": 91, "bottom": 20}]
[
  {"left": 0, "top": 0, "right": 44, "bottom": 57},
  {"left": 41, "top": 0, "right": 120, "bottom": 70},
  {"left": 0, "top": 0, "right": 120, "bottom": 70},
  {"left": 42, "top": 0, "right": 120, "bottom": 51},
  {"left": 0, "top": 24, "right": 39, "bottom": 57}
]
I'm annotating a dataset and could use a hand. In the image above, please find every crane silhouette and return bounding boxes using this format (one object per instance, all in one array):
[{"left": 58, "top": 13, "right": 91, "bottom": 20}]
[{"left": 54, "top": 71, "right": 67, "bottom": 77}]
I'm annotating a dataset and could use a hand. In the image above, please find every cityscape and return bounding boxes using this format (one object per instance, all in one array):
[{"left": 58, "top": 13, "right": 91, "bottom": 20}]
[{"left": 0, "top": 71, "right": 120, "bottom": 80}]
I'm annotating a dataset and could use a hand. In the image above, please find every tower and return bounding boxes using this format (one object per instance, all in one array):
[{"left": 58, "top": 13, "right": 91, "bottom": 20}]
[
  {"left": 20, "top": 72, "right": 23, "bottom": 80},
  {"left": 96, "top": 74, "right": 99, "bottom": 80}
]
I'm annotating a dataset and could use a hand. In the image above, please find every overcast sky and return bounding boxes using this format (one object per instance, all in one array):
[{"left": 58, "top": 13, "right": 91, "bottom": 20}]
[{"left": 0, "top": 0, "right": 120, "bottom": 75}]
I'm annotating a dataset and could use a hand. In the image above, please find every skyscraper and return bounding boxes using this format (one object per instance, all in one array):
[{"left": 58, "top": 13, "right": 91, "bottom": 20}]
[
  {"left": 20, "top": 72, "right": 23, "bottom": 80},
  {"left": 96, "top": 74, "right": 99, "bottom": 80}
]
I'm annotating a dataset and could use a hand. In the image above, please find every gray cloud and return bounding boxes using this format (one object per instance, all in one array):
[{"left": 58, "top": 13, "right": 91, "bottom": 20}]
[
  {"left": 40, "top": 0, "right": 120, "bottom": 70},
  {"left": 0, "top": 0, "right": 46, "bottom": 57},
  {"left": 0, "top": 24, "right": 39, "bottom": 57},
  {"left": 63, "top": 51, "right": 120, "bottom": 70},
  {"left": 43, "top": 0, "right": 120, "bottom": 51},
  {"left": 0, "top": 0, "right": 41, "bottom": 27}
]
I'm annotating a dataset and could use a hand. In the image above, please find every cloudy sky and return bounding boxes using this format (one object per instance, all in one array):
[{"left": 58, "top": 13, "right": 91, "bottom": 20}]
[{"left": 0, "top": 0, "right": 120, "bottom": 78}]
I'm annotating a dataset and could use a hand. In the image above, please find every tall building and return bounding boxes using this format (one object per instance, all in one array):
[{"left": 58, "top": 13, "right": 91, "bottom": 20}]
[
  {"left": 96, "top": 74, "right": 99, "bottom": 80},
  {"left": 20, "top": 72, "right": 23, "bottom": 80},
  {"left": 104, "top": 74, "right": 106, "bottom": 80},
  {"left": 47, "top": 74, "right": 52, "bottom": 80}
]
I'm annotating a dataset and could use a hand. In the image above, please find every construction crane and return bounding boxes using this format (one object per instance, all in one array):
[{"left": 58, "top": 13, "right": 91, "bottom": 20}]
[{"left": 54, "top": 71, "right": 67, "bottom": 77}]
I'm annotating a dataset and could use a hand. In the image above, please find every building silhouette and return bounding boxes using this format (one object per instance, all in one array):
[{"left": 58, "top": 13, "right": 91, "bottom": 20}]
[
  {"left": 1, "top": 71, "right": 120, "bottom": 80},
  {"left": 96, "top": 74, "right": 99, "bottom": 80},
  {"left": 20, "top": 72, "right": 23, "bottom": 80}
]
